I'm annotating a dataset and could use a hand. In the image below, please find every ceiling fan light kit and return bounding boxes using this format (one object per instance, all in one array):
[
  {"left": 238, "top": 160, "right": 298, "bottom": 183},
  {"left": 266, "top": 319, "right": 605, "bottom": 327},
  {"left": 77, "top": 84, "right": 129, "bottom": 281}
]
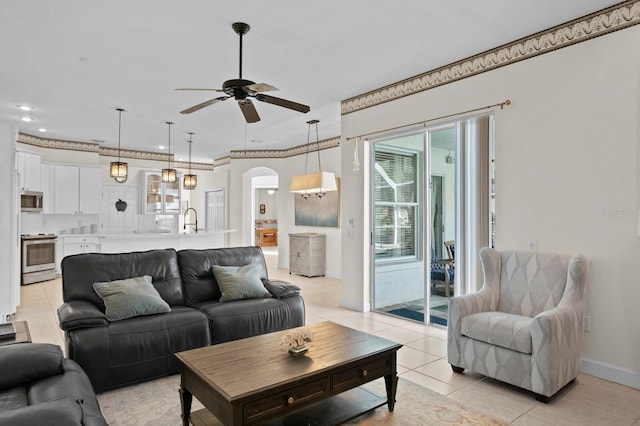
[
  {"left": 290, "top": 119, "right": 337, "bottom": 199},
  {"left": 161, "top": 121, "right": 177, "bottom": 183},
  {"left": 177, "top": 22, "right": 310, "bottom": 122},
  {"left": 183, "top": 132, "right": 197, "bottom": 190},
  {"left": 110, "top": 108, "right": 128, "bottom": 183}
]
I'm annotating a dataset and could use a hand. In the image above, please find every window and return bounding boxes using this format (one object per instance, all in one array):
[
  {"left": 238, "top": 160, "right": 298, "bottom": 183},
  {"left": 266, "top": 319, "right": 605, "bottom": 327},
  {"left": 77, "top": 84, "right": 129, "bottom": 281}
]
[{"left": 374, "top": 147, "right": 419, "bottom": 260}]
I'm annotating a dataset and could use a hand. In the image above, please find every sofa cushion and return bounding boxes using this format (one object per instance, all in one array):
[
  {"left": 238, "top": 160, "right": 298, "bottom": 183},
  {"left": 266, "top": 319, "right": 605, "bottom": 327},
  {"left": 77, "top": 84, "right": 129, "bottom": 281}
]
[
  {"left": 212, "top": 264, "right": 272, "bottom": 302},
  {"left": 0, "top": 387, "right": 27, "bottom": 411},
  {"left": 461, "top": 311, "right": 533, "bottom": 354},
  {"left": 178, "top": 247, "right": 270, "bottom": 305},
  {"left": 0, "top": 343, "right": 64, "bottom": 390},
  {"left": 93, "top": 276, "right": 171, "bottom": 321},
  {"left": 61, "top": 249, "right": 185, "bottom": 308}
]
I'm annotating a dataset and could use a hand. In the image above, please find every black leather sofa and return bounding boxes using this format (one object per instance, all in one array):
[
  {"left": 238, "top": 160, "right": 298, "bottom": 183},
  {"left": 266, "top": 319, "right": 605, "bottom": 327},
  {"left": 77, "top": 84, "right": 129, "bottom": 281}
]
[
  {"left": 58, "top": 246, "right": 305, "bottom": 392},
  {"left": 0, "top": 343, "right": 107, "bottom": 426}
]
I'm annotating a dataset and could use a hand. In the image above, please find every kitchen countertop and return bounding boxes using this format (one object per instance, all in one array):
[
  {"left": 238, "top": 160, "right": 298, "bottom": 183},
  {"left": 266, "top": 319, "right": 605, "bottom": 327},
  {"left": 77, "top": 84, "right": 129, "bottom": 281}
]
[{"left": 99, "top": 229, "right": 237, "bottom": 239}]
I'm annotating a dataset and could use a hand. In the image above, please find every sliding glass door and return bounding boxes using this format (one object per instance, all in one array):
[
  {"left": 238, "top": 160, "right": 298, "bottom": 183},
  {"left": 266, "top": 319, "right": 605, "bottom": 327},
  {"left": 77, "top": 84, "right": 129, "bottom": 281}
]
[{"left": 371, "top": 115, "right": 493, "bottom": 326}]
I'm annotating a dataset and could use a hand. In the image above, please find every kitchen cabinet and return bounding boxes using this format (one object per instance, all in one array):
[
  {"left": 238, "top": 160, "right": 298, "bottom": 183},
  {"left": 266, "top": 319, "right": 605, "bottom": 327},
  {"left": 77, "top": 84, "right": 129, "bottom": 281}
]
[
  {"left": 40, "top": 163, "right": 54, "bottom": 214},
  {"left": 17, "top": 151, "right": 41, "bottom": 191},
  {"left": 141, "top": 170, "right": 181, "bottom": 215},
  {"left": 53, "top": 165, "right": 101, "bottom": 214},
  {"left": 62, "top": 236, "right": 101, "bottom": 258},
  {"left": 289, "top": 233, "right": 326, "bottom": 277}
]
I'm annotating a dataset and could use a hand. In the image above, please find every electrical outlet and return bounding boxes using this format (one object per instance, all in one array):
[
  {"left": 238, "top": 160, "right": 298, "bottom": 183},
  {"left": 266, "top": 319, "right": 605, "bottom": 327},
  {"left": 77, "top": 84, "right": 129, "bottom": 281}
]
[
  {"left": 584, "top": 316, "right": 591, "bottom": 332},
  {"left": 528, "top": 240, "right": 537, "bottom": 250}
]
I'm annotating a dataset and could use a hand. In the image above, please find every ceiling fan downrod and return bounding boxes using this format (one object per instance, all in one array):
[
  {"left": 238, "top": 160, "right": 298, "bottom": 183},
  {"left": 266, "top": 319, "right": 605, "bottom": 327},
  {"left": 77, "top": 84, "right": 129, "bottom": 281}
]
[{"left": 232, "top": 22, "right": 250, "bottom": 79}]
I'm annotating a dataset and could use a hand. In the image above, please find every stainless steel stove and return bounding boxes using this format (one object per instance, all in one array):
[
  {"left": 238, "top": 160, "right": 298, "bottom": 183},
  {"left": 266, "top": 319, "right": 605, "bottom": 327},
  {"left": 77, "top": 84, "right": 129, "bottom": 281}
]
[{"left": 20, "top": 233, "right": 57, "bottom": 285}]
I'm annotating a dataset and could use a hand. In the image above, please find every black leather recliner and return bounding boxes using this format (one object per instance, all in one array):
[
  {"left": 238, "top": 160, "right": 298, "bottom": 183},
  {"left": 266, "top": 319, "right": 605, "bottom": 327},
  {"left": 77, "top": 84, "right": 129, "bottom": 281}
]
[
  {"left": 58, "top": 246, "right": 304, "bottom": 392},
  {"left": 0, "top": 343, "right": 107, "bottom": 426}
]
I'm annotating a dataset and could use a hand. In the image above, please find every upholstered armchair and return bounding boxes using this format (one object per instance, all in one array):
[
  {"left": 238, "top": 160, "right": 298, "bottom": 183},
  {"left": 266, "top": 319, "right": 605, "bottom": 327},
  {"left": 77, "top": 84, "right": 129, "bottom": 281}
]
[{"left": 447, "top": 248, "right": 588, "bottom": 401}]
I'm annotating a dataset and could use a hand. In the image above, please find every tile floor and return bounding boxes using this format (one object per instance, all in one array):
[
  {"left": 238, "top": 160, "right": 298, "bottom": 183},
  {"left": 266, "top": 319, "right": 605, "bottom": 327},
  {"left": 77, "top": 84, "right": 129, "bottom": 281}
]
[{"left": 9, "top": 248, "right": 640, "bottom": 425}]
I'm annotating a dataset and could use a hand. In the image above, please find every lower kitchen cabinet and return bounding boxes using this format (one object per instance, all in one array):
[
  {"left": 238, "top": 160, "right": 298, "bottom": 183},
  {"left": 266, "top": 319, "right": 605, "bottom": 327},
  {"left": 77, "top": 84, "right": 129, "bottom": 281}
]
[{"left": 62, "top": 236, "right": 101, "bottom": 257}]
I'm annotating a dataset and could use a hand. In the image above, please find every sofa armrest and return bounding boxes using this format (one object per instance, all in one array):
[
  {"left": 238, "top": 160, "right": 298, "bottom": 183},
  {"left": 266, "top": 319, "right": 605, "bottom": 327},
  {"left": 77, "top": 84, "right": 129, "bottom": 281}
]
[
  {"left": 0, "top": 343, "right": 64, "bottom": 390},
  {"left": 530, "top": 303, "right": 584, "bottom": 396},
  {"left": 58, "top": 301, "right": 108, "bottom": 331},
  {"left": 263, "top": 280, "right": 301, "bottom": 299}
]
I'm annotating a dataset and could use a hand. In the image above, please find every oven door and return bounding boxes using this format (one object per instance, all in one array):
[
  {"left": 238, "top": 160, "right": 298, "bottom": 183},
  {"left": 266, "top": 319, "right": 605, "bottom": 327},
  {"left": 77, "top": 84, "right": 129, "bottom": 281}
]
[{"left": 22, "top": 238, "right": 57, "bottom": 273}]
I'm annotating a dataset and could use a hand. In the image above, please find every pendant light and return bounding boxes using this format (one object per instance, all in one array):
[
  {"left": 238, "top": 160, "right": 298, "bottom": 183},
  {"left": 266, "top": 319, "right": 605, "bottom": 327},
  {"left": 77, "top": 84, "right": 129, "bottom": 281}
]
[
  {"left": 109, "top": 108, "right": 128, "bottom": 183},
  {"left": 183, "top": 132, "right": 197, "bottom": 190},
  {"left": 289, "top": 119, "right": 337, "bottom": 198},
  {"left": 161, "top": 121, "right": 177, "bottom": 183}
]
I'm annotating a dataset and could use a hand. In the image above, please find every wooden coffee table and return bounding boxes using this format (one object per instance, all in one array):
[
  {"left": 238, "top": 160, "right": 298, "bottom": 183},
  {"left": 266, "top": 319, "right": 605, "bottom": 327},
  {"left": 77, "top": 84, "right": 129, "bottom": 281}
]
[{"left": 176, "top": 321, "right": 402, "bottom": 426}]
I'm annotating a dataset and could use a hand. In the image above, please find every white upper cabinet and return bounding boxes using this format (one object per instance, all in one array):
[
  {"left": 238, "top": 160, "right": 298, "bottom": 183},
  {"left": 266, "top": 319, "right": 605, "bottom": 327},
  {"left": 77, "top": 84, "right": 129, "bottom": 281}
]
[
  {"left": 53, "top": 165, "right": 101, "bottom": 214},
  {"left": 141, "top": 170, "right": 180, "bottom": 215},
  {"left": 17, "top": 151, "right": 41, "bottom": 191}
]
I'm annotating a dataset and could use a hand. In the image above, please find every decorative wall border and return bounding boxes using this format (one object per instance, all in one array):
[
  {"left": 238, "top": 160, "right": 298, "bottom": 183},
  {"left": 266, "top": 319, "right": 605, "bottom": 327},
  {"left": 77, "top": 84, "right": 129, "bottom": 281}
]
[
  {"left": 229, "top": 136, "right": 341, "bottom": 160},
  {"left": 18, "top": 132, "right": 214, "bottom": 171},
  {"left": 341, "top": 1, "right": 640, "bottom": 115}
]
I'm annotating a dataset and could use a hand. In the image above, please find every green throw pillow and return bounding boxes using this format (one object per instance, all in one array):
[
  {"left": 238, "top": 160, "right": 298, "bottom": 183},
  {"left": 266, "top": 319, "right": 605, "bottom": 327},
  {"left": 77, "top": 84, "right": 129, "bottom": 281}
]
[
  {"left": 211, "top": 264, "right": 272, "bottom": 302},
  {"left": 93, "top": 275, "right": 171, "bottom": 321}
]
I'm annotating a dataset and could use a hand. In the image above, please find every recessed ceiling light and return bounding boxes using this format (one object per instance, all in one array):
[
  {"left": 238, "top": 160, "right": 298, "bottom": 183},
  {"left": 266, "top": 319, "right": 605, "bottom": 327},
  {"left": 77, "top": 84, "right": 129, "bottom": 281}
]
[
  {"left": 178, "top": 157, "right": 184, "bottom": 161},
  {"left": 158, "top": 145, "right": 166, "bottom": 150},
  {"left": 20, "top": 116, "right": 33, "bottom": 122},
  {"left": 37, "top": 128, "right": 47, "bottom": 133},
  {"left": 18, "top": 105, "right": 32, "bottom": 111},
  {"left": 250, "top": 139, "right": 264, "bottom": 144}
]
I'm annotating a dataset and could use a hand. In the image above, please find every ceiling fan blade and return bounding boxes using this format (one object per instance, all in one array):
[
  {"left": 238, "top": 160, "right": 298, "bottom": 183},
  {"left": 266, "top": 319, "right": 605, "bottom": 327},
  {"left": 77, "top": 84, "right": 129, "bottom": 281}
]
[
  {"left": 244, "top": 82, "right": 278, "bottom": 93},
  {"left": 255, "top": 94, "right": 310, "bottom": 113},
  {"left": 180, "top": 96, "right": 229, "bottom": 114},
  {"left": 175, "top": 88, "right": 224, "bottom": 92},
  {"left": 238, "top": 99, "right": 260, "bottom": 123}
]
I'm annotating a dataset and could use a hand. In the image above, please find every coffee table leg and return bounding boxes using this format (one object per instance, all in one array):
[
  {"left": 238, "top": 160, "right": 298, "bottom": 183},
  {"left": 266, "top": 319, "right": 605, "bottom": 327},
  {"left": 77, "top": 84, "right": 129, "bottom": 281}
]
[
  {"left": 180, "top": 384, "right": 193, "bottom": 426},
  {"left": 384, "top": 373, "right": 398, "bottom": 411}
]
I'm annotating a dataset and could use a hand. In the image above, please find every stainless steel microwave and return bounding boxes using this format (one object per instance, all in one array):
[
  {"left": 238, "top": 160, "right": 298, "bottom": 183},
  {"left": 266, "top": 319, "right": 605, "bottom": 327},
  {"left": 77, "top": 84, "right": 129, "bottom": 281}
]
[{"left": 20, "top": 190, "right": 43, "bottom": 212}]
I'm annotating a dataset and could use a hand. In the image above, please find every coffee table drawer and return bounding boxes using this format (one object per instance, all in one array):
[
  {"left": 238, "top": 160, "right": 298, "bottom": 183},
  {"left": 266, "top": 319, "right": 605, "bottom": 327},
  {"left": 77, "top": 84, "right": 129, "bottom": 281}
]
[
  {"left": 244, "top": 378, "right": 329, "bottom": 423},
  {"left": 331, "top": 356, "right": 391, "bottom": 392}
]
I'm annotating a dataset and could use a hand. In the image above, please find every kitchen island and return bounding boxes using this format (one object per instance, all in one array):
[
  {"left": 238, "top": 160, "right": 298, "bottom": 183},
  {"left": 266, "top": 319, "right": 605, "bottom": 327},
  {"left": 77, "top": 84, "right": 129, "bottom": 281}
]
[{"left": 99, "top": 229, "right": 236, "bottom": 253}]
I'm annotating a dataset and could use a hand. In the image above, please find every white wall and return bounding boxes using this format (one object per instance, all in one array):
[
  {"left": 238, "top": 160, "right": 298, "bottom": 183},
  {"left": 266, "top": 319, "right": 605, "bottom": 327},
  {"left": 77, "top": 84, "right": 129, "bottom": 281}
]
[{"left": 341, "top": 26, "right": 640, "bottom": 386}]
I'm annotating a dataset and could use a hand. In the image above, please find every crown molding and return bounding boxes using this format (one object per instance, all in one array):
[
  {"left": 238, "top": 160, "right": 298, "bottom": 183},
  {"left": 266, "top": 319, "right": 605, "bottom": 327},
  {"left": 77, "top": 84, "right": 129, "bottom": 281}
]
[
  {"left": 229, "top": 136, "right": 341, "bottom": 160},
  {"left": 214, "top": 156, "right": 231, "bottom": 166},
  {"left": 18, "top": 132, "right": 213, "bottom": 170},
  {"left": 341, "top": 1, "right": 640, "bottom": 115}
]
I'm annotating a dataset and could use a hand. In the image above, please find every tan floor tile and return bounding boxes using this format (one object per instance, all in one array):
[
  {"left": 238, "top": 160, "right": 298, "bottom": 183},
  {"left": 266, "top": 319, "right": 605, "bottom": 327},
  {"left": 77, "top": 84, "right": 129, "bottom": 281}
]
[
  {"left": 415, "top": 358, "right": 484, "bottom": 387},
  {"left": 399, "top": 370, "right": 459, "bottom": 396},
  {"left": 397, "top": 320, "right": 448, "bottom": 339},
  {"left": 448, "top": 377, "right": 537, "bottom": 423},
  {"left": 404, "top": 335, "right": 448, "bottom": 357},
  {"left": 373, "top": 327, "right": 425, "bottom": 345},
  {"left": 397, "top": 346, "right": 440, "bottom": 369}
]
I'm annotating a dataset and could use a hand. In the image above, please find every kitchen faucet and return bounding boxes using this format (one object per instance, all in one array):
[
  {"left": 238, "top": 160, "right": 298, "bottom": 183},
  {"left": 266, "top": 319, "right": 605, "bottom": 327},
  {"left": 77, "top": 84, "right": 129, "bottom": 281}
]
[{"left": 184, "top": 207, "right": 198, "bottom": 233}]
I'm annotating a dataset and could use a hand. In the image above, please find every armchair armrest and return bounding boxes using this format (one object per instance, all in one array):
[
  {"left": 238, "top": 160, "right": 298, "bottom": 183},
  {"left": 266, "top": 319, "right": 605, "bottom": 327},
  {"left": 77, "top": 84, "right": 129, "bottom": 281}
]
[
  {"left": 530, "top": 303, "right": 584, "bottom": 396},
  {"left": 58, "top": 301, "right": 108, "bottom": 331},
  {"left": 263, "top": 280, "right": 301, "bottom": 299},
  {"left": 0, "top": 343, "right": 64, "bottom": 390}
]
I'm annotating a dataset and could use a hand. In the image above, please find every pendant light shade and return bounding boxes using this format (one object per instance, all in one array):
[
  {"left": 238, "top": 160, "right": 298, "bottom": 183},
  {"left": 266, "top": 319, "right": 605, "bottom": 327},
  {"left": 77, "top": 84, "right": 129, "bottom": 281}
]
[
  {"left": 110, "top": 108, "right": 128, "bottom": 183},
  {"left": 183, "top": 132, "right": 197, "bottom": 190},
  {"left": 161, "top": 121, "right": 177, "bottom": 183},
  {"left": 290, "top": 120, "right": 337, "bottom": 198}
]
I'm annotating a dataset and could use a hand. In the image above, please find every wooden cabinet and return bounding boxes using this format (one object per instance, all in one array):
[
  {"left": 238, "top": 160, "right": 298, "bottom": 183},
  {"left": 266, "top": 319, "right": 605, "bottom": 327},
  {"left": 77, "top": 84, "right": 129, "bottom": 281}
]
[
  {"left": 17, "top": 151, "right": 41, "bottom": 191},
  {"left": 289, "top": 233, "right": 326, "bottom": 277},
  {"left": 255, "top": 229, "right": 278, "bottom": 247},
  {"left": 141, "top": 171, "right": 180, "bottom": 215},
  {"left": 53, "top": 165, "right": 101, "bottom": 214},
  {"left": 40, "top": 163, "right": 54, "bottom": 214}
]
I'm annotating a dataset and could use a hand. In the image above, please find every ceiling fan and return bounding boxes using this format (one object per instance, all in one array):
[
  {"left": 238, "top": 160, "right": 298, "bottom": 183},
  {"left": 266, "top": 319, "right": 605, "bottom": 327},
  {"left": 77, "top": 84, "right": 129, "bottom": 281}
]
[{"left": 176, "top": 22, "right": 310, "bottom": 123}]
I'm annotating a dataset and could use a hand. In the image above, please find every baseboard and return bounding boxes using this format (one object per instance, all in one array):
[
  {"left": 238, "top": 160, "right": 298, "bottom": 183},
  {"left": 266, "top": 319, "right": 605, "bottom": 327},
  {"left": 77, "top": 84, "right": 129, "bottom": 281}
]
[
  {"left": 581, "top": 357, "right": 640, "bottom": 390},
  {"left": 340, "top": 298, "right": 370, "bottom": 312}
]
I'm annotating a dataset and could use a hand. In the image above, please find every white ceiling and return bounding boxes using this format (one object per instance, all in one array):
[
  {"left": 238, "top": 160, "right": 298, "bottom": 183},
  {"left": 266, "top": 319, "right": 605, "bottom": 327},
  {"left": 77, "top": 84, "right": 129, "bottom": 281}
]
[{"left": 0, "top": 1, "right": 620, "bottom": 163}]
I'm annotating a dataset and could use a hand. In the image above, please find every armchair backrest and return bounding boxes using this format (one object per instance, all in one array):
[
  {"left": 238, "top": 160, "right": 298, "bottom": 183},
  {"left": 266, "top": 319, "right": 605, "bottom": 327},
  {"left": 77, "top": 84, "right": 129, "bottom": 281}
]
[{"left": 491, "top": 250, "right": 574, "bottom": 317}]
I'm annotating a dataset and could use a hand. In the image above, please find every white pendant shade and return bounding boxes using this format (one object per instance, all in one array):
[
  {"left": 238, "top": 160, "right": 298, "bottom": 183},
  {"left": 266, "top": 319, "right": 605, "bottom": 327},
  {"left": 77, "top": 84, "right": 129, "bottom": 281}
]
[{"left": 290, "top": 171, "right": 337, "bottom": 196}]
